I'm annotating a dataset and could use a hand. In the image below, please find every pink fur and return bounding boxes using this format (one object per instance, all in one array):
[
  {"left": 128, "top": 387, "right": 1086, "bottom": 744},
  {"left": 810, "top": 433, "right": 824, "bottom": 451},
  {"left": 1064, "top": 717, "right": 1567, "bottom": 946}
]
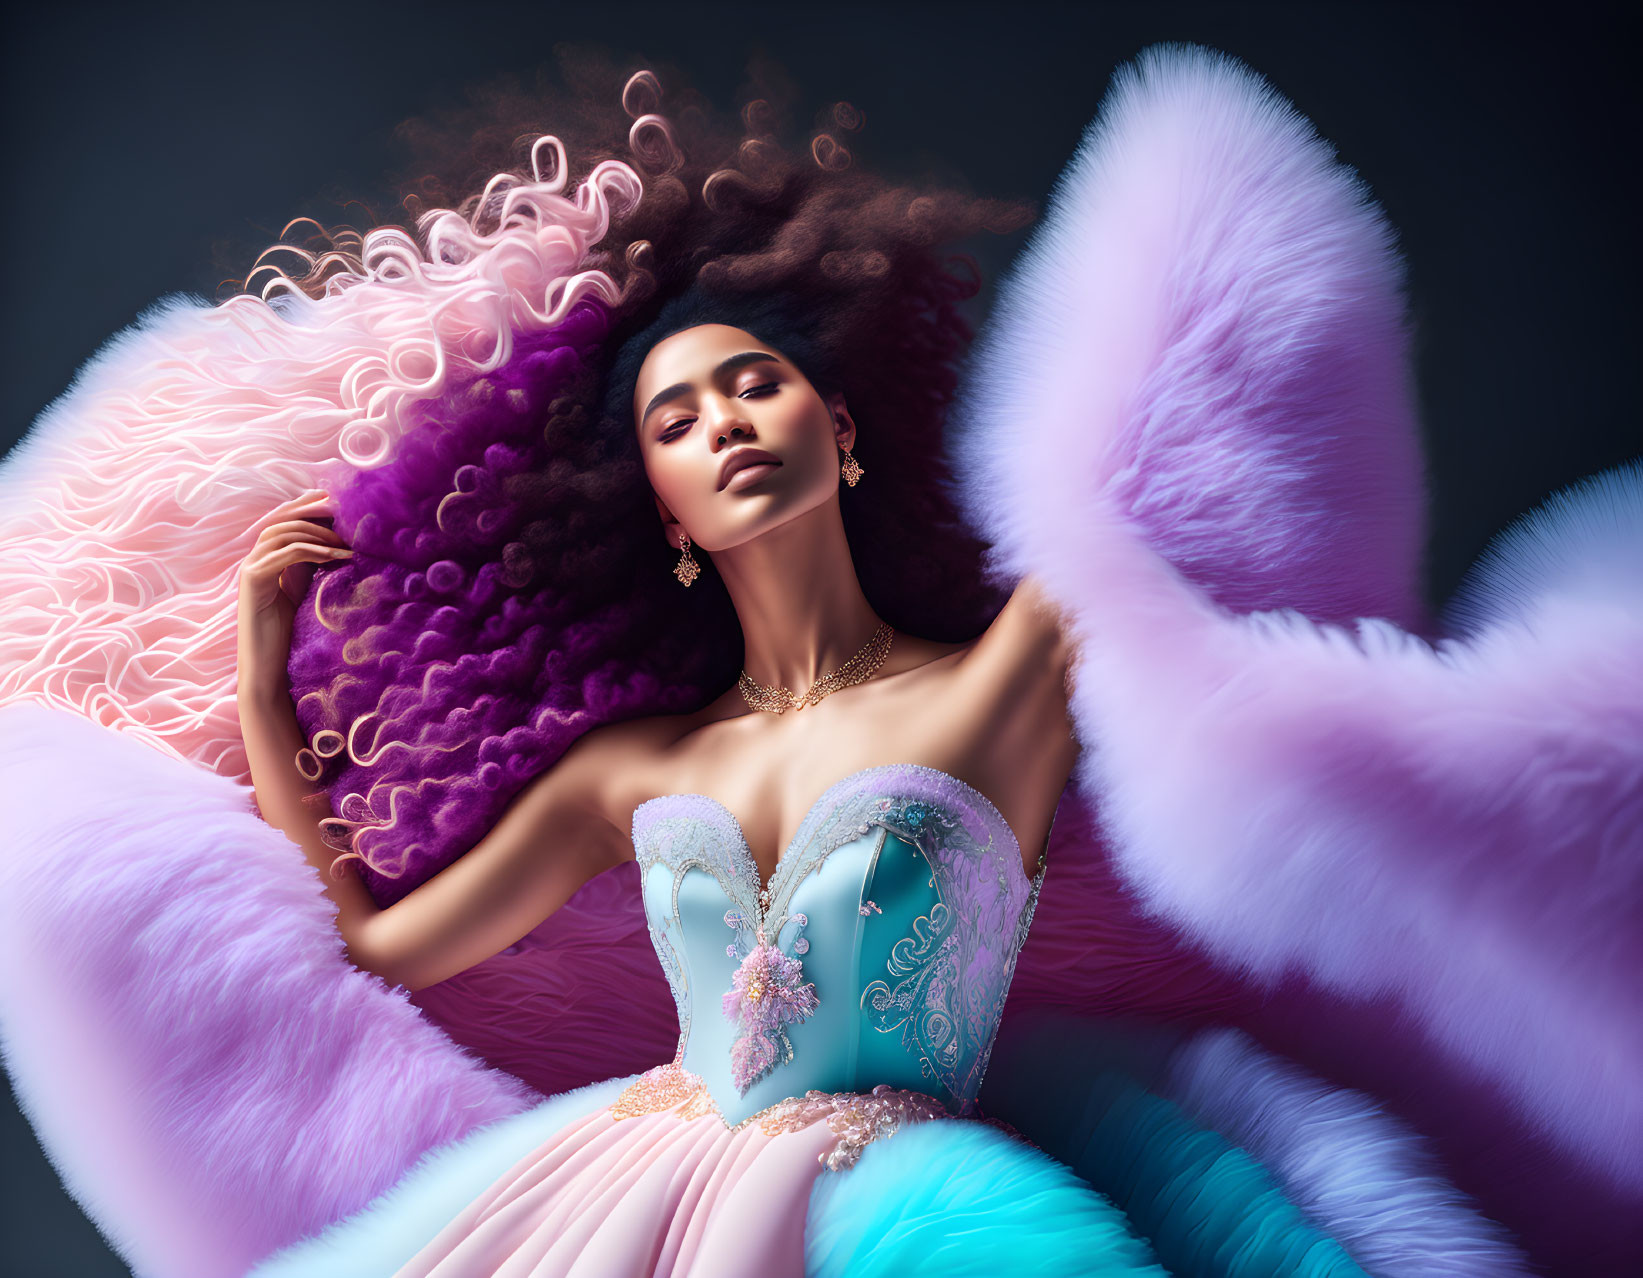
[{"left": 0, "top": 159, "right": 637, "bottom": 786}]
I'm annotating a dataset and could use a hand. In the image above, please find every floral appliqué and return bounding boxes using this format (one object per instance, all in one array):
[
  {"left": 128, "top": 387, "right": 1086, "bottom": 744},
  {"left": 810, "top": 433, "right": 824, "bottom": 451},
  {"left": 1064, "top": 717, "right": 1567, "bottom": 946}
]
[{"left": 721, "top": 908, "right": 819, "bottom": 1095}]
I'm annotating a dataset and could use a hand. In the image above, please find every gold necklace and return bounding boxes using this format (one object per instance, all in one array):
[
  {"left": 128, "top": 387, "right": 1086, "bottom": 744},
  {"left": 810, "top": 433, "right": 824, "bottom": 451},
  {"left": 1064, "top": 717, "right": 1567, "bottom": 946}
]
[{"left": 737, "top": 621, "right": 895, "bottom": 714}]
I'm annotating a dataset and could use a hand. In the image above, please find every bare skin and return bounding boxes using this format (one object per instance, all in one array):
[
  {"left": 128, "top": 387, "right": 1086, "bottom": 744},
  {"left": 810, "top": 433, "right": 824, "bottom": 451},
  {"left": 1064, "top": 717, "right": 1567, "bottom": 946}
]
[
  {"left": 606, "top": 322, "right": 1080, "bottom": 892},
  {"left": 237, "top": 323, "right": 1080, "bottom": 994}
]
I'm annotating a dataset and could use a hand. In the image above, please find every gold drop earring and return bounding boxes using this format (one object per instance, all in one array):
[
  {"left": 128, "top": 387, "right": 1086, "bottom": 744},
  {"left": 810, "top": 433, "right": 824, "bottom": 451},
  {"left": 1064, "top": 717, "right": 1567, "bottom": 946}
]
[
  {"left": 673, "top": 530, "right": 700, "bottom": 587},
  {"left": 839, "top": 441, "right": 864, "bottom": 487}
]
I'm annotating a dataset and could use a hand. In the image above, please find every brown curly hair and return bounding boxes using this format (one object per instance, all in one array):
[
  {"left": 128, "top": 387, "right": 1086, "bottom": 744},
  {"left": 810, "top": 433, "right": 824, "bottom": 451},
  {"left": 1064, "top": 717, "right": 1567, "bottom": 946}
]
[{"left": 263, "top": 44, "right": 1038, "bottom": 894}]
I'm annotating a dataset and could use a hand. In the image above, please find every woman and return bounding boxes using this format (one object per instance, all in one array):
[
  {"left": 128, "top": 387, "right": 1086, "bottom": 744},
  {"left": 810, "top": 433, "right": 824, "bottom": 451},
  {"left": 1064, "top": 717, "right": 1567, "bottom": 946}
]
[
  {"left": 237, "top": 304, "right": 1104, "bottom": 1272},
  {"left": 2, "top": 40, "right": 1634, "bottom": 1278},
  {"left": 232, "top": 297, "right": 1494, "bottom": 1276}
]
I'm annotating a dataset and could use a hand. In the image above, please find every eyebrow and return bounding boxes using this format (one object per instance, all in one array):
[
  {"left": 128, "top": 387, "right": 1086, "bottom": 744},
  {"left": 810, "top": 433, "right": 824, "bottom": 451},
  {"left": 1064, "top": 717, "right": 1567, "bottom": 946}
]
[{"left": 640, "top": 350, "right": 784, "bottom": 428}]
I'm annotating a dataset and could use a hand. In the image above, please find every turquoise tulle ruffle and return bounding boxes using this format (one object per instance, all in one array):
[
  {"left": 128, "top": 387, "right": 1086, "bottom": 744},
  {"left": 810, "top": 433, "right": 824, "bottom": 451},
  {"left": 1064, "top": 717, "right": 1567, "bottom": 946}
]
[{"left": 805, "top": 1072, "right": 1366, "bottom": 1278}]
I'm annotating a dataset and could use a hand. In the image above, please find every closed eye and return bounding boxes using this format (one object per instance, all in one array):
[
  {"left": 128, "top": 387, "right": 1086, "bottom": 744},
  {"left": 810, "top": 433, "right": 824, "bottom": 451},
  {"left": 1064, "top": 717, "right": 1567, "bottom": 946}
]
[{"left": 658, "top": 383, "right": 780, "bottom": 442}]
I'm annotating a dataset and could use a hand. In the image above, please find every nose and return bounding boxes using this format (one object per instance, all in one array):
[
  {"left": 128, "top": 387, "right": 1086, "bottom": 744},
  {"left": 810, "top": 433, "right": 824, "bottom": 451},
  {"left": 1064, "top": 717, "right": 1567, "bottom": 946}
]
[{"left": 703, "top": 396, "right": 754, "bottom": 447}]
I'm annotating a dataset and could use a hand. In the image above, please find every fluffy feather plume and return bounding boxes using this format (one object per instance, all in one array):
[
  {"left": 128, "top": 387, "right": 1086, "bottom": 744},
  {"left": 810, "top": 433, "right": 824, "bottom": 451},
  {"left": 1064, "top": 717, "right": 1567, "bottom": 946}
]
[
  {"left": 950, "top": 41, "right": 1643, "bottom": 1189},
  {"left": 0, "top": 702, "right": 537, "bottom": 1278}
]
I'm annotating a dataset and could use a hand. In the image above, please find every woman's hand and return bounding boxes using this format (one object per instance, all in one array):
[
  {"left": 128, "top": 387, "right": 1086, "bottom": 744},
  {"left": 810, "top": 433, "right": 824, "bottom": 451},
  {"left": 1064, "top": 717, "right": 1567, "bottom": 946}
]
[
  {"left": 236, "top": 488, "right": 353, "bottom": 700},
  {"left": 234, "top": 488, "right": 378, "bottom": 939}
]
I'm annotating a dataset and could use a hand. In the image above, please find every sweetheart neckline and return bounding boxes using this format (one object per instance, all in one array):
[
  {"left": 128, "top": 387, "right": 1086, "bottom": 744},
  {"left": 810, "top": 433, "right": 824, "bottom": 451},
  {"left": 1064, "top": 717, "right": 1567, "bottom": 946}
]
[{"left": 632, "top": 762, "right": 1030, "bottom": 906}]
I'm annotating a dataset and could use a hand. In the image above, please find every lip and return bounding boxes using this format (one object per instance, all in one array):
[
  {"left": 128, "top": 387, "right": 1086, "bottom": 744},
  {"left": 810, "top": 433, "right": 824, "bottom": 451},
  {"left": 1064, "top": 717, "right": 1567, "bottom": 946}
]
[{"left": 717, "top": 448, "right": 783, "bottom": 491}]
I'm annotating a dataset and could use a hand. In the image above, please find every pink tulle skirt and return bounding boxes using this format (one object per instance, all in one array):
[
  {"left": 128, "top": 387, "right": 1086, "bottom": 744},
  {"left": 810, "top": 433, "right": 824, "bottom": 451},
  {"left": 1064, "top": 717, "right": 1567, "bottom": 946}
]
[{"left": 390, "top": 1075, "right": 870, "bottom": 1278}]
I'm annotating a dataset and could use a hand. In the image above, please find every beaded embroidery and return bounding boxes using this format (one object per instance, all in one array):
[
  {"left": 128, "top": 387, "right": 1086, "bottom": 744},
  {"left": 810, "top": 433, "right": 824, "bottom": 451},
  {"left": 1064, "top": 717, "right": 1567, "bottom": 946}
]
[
  {"left": 722, "top": 915, "right": 820, "bottom": 1094},
  {"left": 613, "top": 1059, "right": 1041, "bottom": 1175},
  {"left": 631, "top": 764, "right": 1052, "bottom": 1128},
  {"left": 861, "top": 794, "right": 1047, "bottom": 1109},
  {"left": 611, "top": 1059, "right": 994, "bottom": 1172},
  {"left": 610, "top": 1051, "right": 717, "bottom": 1122},
  {"left": 758, "top": 1084, "right": 952, "bottom": 1171}
]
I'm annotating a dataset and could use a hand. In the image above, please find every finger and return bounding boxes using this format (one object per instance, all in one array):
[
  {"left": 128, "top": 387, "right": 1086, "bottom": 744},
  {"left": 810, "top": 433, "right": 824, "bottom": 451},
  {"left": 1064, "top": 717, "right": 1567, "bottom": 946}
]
[
  {"left": 250, "top": 543, "right": 355, "bottom": 578},
  {"left": 275, "top": 542, "right": 354, "bottom": 565},
  {"left": 266, "top": 520, "right": 345, "bottom": 544},
  {"left": 254, "top": 491, "right": 334, "bottom": 527},
  {"left": 267, "top": 488, "right": 330, "bottom": 513},
  {"left": 277, "top": 560, "right": 319, "bottom": 606},
  {"left": 256, "top": 521, "right": 348, "bottom": 549}
]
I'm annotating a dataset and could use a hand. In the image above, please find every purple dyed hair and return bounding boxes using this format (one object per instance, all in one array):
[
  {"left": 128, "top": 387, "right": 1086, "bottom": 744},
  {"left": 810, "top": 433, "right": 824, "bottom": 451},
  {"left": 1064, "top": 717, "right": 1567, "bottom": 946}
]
[{"left": 281, "top": 59, "right": 1031, "bottom": 901}]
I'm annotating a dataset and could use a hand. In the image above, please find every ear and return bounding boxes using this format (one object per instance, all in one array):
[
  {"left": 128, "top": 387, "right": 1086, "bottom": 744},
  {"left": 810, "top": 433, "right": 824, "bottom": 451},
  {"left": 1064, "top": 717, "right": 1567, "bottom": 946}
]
[{"left": 826, "top": 391, "right": 857, "bottom": 452}]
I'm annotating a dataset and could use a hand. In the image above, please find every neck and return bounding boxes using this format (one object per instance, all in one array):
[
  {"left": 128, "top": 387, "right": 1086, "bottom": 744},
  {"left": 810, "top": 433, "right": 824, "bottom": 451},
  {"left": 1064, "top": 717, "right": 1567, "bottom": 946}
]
[{"left": 710, "top": 497, "right": 884, "bottom": 694}]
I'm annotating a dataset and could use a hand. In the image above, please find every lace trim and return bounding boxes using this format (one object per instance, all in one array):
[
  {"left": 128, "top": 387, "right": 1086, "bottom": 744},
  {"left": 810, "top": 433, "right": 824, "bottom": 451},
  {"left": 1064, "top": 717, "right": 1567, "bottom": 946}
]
[
  {"left": 970, "top": 850, "right": 1050, "bottom": 1101},
  {"left": 608, "top": 1056, "right": 1031, "bottom": 1172},
  {"left": 762, "top": 800, "right": 884, "bottom": 932},
  {"left": 634, "top": 797, "right": 766, "bottom": 1046},
  {"left": 630, "top": 767, "right": 1057, "bottom": 1114},
  {"left": 633, "top": 763, "right": 1037, "bottom": 935},
  {"left": 859, "top": 795, "right": 1042, "bottom": 1108}
]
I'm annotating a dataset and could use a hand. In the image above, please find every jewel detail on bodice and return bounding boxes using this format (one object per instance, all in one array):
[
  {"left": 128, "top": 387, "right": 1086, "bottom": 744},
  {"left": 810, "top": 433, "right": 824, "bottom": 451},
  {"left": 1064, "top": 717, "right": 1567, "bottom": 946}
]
[
  {"left": 609, "top": 1051, "right": 970, "bottom": 1172},
  {"left": 721, "top": 918, "right": 820, "bottom": 1094},
  {"left": 632, "top": 763, "right": 1051, "bottom": 1121}
]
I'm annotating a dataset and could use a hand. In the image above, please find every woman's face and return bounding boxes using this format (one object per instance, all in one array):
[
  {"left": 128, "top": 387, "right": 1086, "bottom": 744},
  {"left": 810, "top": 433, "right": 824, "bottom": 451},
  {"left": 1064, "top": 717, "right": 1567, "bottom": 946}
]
[{"left": 632, "top": 323, "right": 854, "bottom": 552}]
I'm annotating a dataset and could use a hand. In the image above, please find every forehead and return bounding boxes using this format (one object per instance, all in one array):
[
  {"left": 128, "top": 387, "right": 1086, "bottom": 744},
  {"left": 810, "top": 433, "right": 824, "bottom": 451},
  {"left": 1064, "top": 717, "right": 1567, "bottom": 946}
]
[{"left": 632, "top": 324, "right": 780, "bottom": 408}]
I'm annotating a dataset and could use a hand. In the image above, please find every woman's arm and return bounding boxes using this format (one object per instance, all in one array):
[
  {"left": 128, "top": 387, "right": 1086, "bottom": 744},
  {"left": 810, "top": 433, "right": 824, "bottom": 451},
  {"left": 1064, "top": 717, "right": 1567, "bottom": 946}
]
[
  {"left": 237, "top": 681, "right": 380, "bottom": 938},
  {"left": 236, "top": 489, "right": 378, "bottom": 937},
  {"left": 980, "top": 572, "right": 1079, "bottom": 693},
  {"left": 345, "top": 728, "right": 630, "bottom": 992},
  {"left": 239, "top": 682, "right": 631, "bottom": 992},
  {"left": 236, "top": 489, "right": 631, "bottom": 993}
]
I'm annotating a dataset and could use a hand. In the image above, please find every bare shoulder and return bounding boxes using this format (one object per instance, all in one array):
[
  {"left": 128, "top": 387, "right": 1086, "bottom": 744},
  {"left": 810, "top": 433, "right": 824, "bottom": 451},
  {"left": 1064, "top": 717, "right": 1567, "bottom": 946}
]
[
  {"left": 961, "top": 573, "right": 1075, "bottom": 678},
  {"left": 549, "top": 709, "right": 701, "bottom": 841}
]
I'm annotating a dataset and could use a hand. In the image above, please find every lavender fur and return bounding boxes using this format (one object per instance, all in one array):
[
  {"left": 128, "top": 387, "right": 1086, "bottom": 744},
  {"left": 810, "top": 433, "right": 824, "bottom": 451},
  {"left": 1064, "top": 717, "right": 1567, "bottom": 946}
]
[
  {"left": 0, "top": 702, "right": 536, "bottom": 1278},
  {"left": 949, "top": 37, "right": 1643, "bottom": 1228},
  {"left": 950, "top": 43, "right": 1428, "bottom": 632},
  {"left": 1, "top": 38, "right": 1635, "bottom": 1277}
]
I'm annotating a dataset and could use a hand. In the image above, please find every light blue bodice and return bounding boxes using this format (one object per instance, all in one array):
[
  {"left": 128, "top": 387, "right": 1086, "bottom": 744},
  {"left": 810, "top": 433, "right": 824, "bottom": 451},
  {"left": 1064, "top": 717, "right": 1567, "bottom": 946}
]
[{"left": 632, "top": 763, "right": 1049, "bottom": 1127}]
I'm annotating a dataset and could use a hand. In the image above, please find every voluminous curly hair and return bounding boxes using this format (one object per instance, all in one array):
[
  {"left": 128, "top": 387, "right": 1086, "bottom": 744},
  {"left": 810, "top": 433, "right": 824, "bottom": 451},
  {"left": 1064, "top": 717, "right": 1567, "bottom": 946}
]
[{"left": 272, "top": 46, "right": 1034, "bottom": 901}]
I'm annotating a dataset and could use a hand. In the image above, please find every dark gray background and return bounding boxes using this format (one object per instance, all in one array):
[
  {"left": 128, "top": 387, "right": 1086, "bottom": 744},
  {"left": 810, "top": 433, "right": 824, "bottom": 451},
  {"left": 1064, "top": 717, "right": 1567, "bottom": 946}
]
[{"left": 3, "top": 1, "right": 1637, "bottom": 1271}]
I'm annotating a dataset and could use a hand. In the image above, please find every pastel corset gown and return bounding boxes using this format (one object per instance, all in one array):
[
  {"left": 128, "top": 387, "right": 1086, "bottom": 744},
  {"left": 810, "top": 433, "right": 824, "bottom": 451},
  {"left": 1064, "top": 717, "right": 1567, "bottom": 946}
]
[
  {"left": 631, "top": 761, "right": 1047, "bottom": 1129},
  {"left": 355, "top": 764, "right": 1417, "bottom": 1278},
  {"left": 390, "top": 763, "right": 1072, "bottom": 1278}
]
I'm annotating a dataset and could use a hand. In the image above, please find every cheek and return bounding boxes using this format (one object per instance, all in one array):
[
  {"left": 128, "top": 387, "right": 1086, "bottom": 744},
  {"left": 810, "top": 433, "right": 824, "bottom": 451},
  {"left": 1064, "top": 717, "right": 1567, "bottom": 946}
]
[
  {"left": 644, "top": 444, "right": 714, "bottom": 513},
  {"left": 643, "top": 451, "right": 685, "bottom": 504},
  {"left": 773, "top": 394, "right": 832, "bottom": 450},
  {"left": 805, "top": 411, "right": 844, "bottom": 472}
]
